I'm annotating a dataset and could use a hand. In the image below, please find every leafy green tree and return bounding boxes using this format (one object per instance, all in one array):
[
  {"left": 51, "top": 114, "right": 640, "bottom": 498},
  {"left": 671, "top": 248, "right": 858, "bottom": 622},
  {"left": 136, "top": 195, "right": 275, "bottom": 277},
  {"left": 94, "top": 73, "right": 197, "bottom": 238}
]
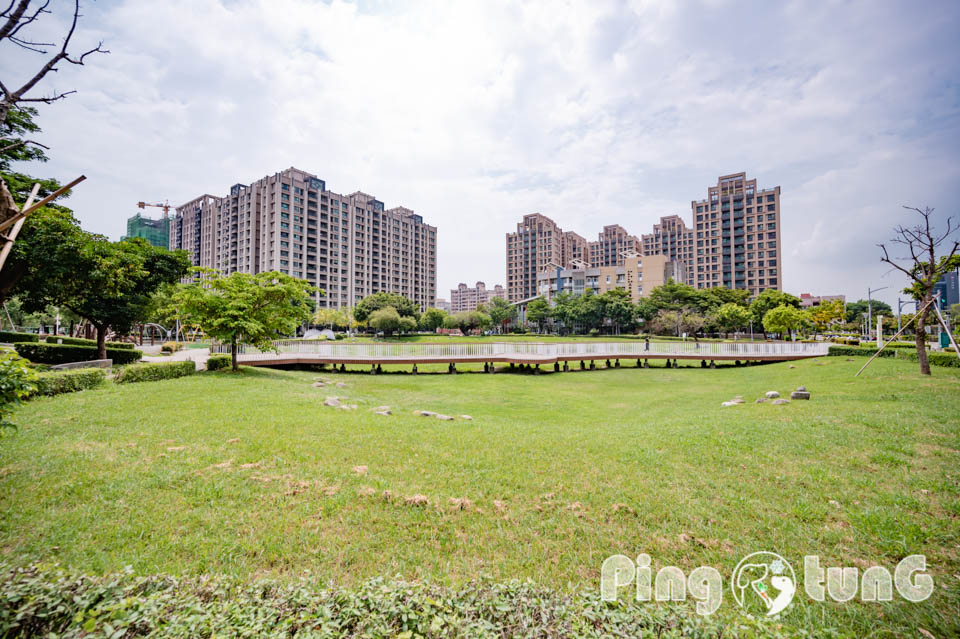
[
  {"left": 750, "top": 289, "right": 801, "bottom": 327},
  {"left": 806, "top": 299, "right": 845, "bottom": 336},
  {"left": 418, "top": 307, "right": 448, "bottom": 332},
  {"left": 572, "top": 290, "right": 603, "bottom": 332},
  {"left": 368, "top": 306, "right": 402, "bottom": 337},
  {"left": 597, "top": 289, "right": 636, "bottom": 334},
  {"left": 174, "top": 269, "right": 316, "bottom": 371},
  {"left": 712, "top": 302, "right": 751, "bottom": 337},
  {"left": 314, "top": 307, "right": 354, "bottom": 330},
  {"left": 526, "top": 297, "right": 550, "bottom": 332},
  {"left": 762, "top": 304, "right": 806, "bottom": 339},
  {"left": 352, "top": 292, "right": 419, "bottom": 323},
  {"left": 398, "top": 316, "right": 417, "bottom": 334},
  {"left": 844, "top": 299, "right": 892, "bottom": 323},
  {"left": 647, "top": 279, "right": 706, "bottom": 312},
  {"left": 635, "top": 298, "right": 658, "bottom": 324},
  {"left": 16, "top": 236, "right": 190, "bottom": 359},
  {"left": 951, "top": 303, "right": 960, "bottom": 328},
  {"left": 700, "top": 287, "right": 751, "bottom": 310},
  {"left": 648, "top": 308, "right": 705, "bottom": 337},
  {"left": 549, "top": 292, "right": 577, "bottom": 334},
  {"left": 485, "top": 297, "right": 516, "bottom": 333}
]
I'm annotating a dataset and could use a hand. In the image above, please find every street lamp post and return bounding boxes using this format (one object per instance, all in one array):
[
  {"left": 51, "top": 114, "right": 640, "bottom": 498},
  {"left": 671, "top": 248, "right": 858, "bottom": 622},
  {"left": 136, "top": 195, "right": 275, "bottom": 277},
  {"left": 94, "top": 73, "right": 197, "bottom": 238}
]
[{"left": 867, "top": 286, "right": 889, "bottom": 340}]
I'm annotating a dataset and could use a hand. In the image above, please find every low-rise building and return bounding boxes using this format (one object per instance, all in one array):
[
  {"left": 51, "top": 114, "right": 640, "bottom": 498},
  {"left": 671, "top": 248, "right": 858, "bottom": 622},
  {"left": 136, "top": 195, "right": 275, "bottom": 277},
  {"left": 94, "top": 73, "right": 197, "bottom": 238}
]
[
  {"left": 799, "top": 293, "right": 846, "bottom": 308},
  {"left": 536, "top": 254, "right": 683, "bottom": 303}
]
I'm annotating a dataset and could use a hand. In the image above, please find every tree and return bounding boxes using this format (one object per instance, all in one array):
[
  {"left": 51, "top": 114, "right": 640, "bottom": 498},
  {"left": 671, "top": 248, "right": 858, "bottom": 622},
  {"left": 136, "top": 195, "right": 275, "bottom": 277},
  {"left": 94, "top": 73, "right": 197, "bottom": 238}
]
[
  {"left": 549, "top": 292, "right": 577, "bottom": 334},
  {"left": 15, "top": 235, "right": 190, "bottom": 358},
  {"left": 806, "top": 299, "right": 845, "bottom": 336},
  {"left": 879, "top": 206, "right": 960, "bottom": 375},
  {"left": 314, "top": 307, "right": 353, "bottom": 330},
  {"left": 418, "top": 307, "right": 447, "bottom": 332},
  {"left": 368, "top": 306, "right": 402, "bottom": 337},
  {"left": 648, "top": 308, "right": 705, "bottom": 337},
  {"left": 352, "top": 292, "right": 419, "bottom": 324},
  {"left": 647, "top": 279, "right": 706, "bottom": 313},
  {"left": 597, "top": 289, "right": 636, "bottom": 334},
  {"left": 700, "top": 287, "right": 751, "bottom": 310},
  {"left": 749, "top": 289, "right": 801, "bottom": 328},
  {"left": 1, "top": 0, "right": 108, "bottom": 220},
  {"left": 762, "top": 304, "right": 806, "bottom": 340},
  {"left": 526, "top": 297, "right": 550, "bottom": 332},
  {"left": 712, "top": 302, "right": 751, "bottom": 337},
  {"left": 844, "top": 299, "right": 892, "bottom": 323},
  {"left": 485, "top": 296, "right": 516, "bottom": 333},
  {"left": 950, "top": 303, "right": 960, "bottom": 328},
  {"left": 398, "top": 316, "right": 417, "bottom": 334},
  {"left": 174, "top": 269, "right": 315, "bottom": 371}
]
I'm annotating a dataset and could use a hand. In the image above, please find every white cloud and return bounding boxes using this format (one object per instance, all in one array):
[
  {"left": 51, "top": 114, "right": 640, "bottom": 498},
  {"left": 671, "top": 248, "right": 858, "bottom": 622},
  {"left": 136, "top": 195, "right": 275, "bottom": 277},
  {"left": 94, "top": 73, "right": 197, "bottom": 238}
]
[{"left": 2, "top": 0, "right": 958, "bottom": 308}]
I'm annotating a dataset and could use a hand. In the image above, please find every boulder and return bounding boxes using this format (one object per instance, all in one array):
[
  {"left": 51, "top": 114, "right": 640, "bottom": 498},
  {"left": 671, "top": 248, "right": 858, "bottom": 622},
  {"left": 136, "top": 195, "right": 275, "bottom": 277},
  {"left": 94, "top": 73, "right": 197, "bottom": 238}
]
[
  {"left": 765, "top": 391, "right": 780, "bottom": 399},
  {"left": 772, "top": 398, "right": 790, "bottom": 405},
  {"left": 729, "top": 398, "right": 745, "bottom": 404},
  {"left": 324, "top": 397, "right": 340, "bottom": 407},
  {"left": 790, "top": 388, "right": 811, "bottom": 400},
  {"left": 414, "top": 410, "right": 437, "bottom": 417},
  {"left": 435, "top": 414, "right": 455, "bottom": 421},
  {"left": 721, "top": 401, "right": 738, "bottom": 407},
  {"left": 755, "top": 397, "right": 768, "bottom": 403}
]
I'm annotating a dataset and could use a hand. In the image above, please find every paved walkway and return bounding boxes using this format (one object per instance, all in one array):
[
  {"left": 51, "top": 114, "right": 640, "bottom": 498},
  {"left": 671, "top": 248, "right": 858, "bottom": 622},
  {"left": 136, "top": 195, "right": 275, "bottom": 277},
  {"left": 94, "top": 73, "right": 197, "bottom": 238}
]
[{"left": 143, "top": 347, "right": 210, "bottom": 370}]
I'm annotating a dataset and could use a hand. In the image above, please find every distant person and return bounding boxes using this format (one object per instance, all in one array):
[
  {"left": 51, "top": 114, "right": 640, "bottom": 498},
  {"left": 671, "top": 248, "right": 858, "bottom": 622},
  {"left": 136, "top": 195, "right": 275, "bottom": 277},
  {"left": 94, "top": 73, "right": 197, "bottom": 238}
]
[
  {"left": 694, "top": 335, "right": 700, "bottom": 350},
  {"left": 644, "top": 336, "right": 650, "bottom": 351}
]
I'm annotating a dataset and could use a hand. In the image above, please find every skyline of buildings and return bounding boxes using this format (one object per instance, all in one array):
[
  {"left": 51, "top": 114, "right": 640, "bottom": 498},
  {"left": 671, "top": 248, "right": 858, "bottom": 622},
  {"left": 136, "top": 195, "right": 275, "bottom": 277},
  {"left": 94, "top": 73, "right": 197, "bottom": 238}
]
[{"left": 168, "top": 167, "right": 437, "bottom": 311}]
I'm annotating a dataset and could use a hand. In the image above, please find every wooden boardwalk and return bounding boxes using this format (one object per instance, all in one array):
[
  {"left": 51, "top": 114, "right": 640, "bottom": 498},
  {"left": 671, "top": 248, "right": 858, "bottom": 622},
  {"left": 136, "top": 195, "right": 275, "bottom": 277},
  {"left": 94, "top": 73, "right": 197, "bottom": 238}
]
[{"left": 218, "top": 340, "right": 830, "bottom": 369}]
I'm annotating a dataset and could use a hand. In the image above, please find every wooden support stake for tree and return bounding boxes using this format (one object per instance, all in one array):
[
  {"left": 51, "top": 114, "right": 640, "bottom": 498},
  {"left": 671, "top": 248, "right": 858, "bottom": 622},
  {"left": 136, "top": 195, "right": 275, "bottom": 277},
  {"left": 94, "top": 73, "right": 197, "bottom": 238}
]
[
  {"left": 855, "top": 297, "right": 935, "bottom": 377},
  {"left": 0, "top": 176, "right": 87, "bottom": 272}
]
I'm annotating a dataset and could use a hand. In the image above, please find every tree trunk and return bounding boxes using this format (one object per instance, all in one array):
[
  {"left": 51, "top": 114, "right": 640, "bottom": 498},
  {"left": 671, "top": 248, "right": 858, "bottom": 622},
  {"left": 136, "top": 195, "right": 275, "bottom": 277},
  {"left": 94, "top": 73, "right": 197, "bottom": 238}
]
[
  {"left": 95, "top": 325, "right": 107, "bottom": 360},
  {"left": 231, "top": 339, "right": 239, "bottom": 372},
  {"left": 915, "top": 302, "right": 931, "bottom": 376}
]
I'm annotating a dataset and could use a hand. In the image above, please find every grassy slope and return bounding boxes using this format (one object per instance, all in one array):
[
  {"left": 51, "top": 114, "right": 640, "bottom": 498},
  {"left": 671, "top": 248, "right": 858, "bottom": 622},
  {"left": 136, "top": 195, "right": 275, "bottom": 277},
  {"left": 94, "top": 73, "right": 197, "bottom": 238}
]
[{"left": 1, "top": 357, "right": 958, "bottom": 635}]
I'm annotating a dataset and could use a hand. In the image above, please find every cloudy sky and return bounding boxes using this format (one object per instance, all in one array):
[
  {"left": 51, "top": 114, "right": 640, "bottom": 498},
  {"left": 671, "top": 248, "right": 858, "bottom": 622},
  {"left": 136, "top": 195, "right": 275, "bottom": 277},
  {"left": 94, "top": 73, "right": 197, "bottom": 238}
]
[{"left": 3, "top": 0, "right": 959, "bottom": 308}]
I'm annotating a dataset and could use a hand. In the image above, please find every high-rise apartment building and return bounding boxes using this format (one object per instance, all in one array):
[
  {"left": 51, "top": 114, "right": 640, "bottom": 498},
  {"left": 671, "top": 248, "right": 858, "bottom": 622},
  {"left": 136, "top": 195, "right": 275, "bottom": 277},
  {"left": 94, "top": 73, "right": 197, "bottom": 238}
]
[
  {"left": 506, "top": 213, "right": 565, "bottom": 302},
  {"left": 561, "top": 230, "right": 588, "bottom": 267},
  {"left": 170, "top": 167, "right": 437, "bottom": 311},
  {"left": 450, "top": 281, "right": 506, "bottom": 313},
  {"left": 123, "top": 212, "right": 170, "bottom": 248},
  {"left": 690, "top": 172, "right": 781, "bottom": 294},
  {"left": 640, "top": 215, "right": 695, "bottom": 285},
  {"left": 588, "top": 224, "right": 642, "bottom": 267}
]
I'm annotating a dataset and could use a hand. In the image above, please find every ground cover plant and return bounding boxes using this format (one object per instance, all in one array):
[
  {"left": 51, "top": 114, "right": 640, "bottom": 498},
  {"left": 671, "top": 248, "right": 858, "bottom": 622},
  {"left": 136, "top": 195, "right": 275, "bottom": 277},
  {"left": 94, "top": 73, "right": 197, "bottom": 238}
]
[{"left": 0, "top": 357, "right": 957, "bottom": 636}]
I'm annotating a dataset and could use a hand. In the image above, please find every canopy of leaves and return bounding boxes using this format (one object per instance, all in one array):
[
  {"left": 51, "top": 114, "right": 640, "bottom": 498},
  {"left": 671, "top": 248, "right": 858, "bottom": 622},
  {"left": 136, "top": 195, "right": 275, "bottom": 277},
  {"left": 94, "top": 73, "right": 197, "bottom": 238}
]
[
  {"left": 711, "top": 302, "right": 751, "bottom": 334},
  {"left": 174, "top": 269, "right": 315, "bottom": 369},
  {"left": 749, "top": 289, "right": 801, "bottom": 325},
  {"left": 762, "top": 304, "right": 807, "bottom": 337},
  {"left": 806, "top": 299, "right": 845, "bottom": 334},
  {"left": 525, "top": 297, "right": 550, "bottom": 328},
  {"left": 844, "top": 299, "right": 892, "bottom": 322},
  {"left": 368, "top": 306, "right": 402, "bottom": 335},
  {"left": 353, "top": 292, "right": 419, "bottom": 323},
  {"left": 417, "top": 307, "right": 448, "bottom": 332},
  {"left": 484, "top": 296, "right": 516, "bottom": 330}
]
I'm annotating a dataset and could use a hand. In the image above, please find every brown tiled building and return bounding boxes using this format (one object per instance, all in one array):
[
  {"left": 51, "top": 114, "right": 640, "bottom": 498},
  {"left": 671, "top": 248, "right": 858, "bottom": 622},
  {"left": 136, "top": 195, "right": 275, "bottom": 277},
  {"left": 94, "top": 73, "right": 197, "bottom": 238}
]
[
  {"left": 588, "top": 224, "right": 642, "bottom": 267},
  {"left": 450, "top": 281, "right": 506, "bottom": 313},
  {"left": 690, "top": 172, "right": 781, "bottom": 295},
  {"left": 505, "top": 213, "right": 565, "bottom": 302},
  {"left": 171, "top": 167, "right": 437, "bottom": 311},
  {"left": 640, "top": 215, "right": 695, "bottom": 285}
]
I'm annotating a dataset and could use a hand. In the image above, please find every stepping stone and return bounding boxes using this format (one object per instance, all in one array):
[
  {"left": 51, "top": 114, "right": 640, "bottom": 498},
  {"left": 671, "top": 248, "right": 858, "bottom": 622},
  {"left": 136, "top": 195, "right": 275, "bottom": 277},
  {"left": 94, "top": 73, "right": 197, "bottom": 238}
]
[
  {"left": 765, "top": 391, "right": 780, "bottom": 399},
  {"left": 790, "top": 385, "right": 811, "bottom": 400},
  {"left": 755, "top": 398, "right": 768, "bottom": 403},
  {"left": 772, "top": 398, "right": 790, "bottom": 405},
  {"left": 374, "top": 410, "right": 391, "bottom": 416},
  {"left": 324, "top": 397, "right": 340, "bottom": 407},
  {"left": 460, "top": 415, "right": 473, "bottom": 420},
  {"left": 721, "top": 401, "right": 738, "bottom": 407},
  {"left": 435, "top": 414, "right": 454, "bottom": 421}
]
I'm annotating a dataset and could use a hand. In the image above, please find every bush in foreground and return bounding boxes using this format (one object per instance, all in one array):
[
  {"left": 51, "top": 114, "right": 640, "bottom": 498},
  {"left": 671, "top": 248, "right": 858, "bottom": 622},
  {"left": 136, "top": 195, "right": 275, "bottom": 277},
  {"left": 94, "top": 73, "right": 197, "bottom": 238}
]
[
  {"left": 0, "top": 564, "right": 796, "bottom": 639},
  {"left": 45, "top": 336, "right": 135, "bottom": 350},
  {"left": 0, "top": 331, "right": 39, "bottom": 344},
  {"left": 114, "top": 361, "right": 195, "bottom": 384},
  {"left": 32, "top": 369, "right": 106, "bottom": 396},
  {"left": 0, "top": 352, "right": 36, "bottom": 430},
  {"left": 13, "top": 343, "right": 142, "bottom": 366},
  {"left": 206, "top": 354, "right": 232, "bottom": 371}
]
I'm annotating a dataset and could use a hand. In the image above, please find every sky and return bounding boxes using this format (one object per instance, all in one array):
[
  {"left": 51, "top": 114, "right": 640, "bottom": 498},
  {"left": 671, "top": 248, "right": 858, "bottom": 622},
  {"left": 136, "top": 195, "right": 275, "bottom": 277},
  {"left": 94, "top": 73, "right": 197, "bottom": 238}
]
[{"left": 3, "top": 0, "right": 960, "bottom": 310}]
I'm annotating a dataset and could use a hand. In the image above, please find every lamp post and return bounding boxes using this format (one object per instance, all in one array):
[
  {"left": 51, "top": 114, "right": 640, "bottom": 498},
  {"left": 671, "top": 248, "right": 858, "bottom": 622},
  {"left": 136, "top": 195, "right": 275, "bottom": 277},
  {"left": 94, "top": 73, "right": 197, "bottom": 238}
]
[{"left": 867, "top": 286, "right": 888, "bottom": 340}]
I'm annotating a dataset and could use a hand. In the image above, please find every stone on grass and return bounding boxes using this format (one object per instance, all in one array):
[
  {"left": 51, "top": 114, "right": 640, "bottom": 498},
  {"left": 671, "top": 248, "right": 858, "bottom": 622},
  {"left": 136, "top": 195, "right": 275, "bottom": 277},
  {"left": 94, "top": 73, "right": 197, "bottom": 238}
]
[
  {"left": 790, "top": 386, "right": 811, "bottom": 400},
  {"left": 721, "top": 401, "right": 738, "bottom": 407},
  {"left": 772, "top": 398, "right": 790, "bottom": 405},
  {"left": 460, "top": 415, "right": 473, "bottom": 420},
  {"left": 729, "top": 398, "right": 745, "bottom": 404},
  {"left": 765, "top": 391, "right": 780, "bottom": 399},
  {"left": 312, "top": 381, "right": 325, "bottom": 388},
  {"left": 374, "top": 405, "right": 390, "bottom": 412},
  {"left": 374, "top": 410, "right": 392, "bottom": 416},
  {"left": 324, "top": 397, "right": 340, "bottom": 407},
  {"left": 755, "top": 397, "right": 768, "bottom": 404},
  {"left": 336, "top": 382, "right": 346, "bottom": 388},
  {"left": 435, "top": 414, "right": 454, "bottom": 421},
  {"left": 414, "top": 410, "right": 436, "bottom": 417},
  {"left": 788, "top": 364, "right": 796, "bottom": 369}
]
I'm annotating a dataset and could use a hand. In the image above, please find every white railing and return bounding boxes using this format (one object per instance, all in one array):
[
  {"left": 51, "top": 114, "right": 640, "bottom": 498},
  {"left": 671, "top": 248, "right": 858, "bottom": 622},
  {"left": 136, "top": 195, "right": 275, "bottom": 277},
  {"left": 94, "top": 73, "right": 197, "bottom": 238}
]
[{"left": 213, "top": 340, "right": 830, "bottom": 361}]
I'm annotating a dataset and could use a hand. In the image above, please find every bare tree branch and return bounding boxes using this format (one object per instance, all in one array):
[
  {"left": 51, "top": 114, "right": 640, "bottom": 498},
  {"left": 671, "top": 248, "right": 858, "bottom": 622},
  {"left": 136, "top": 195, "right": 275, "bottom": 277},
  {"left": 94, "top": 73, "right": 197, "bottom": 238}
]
[{"left": 0, "top": 137, "right": 48, "bottom": 154}]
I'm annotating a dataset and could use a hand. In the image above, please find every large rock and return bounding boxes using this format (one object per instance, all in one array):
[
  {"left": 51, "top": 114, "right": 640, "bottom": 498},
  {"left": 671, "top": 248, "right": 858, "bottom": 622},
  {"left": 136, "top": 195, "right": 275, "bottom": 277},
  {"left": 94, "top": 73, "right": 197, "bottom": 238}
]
[
  {"left": 324, "top": 397, "right": 340, "bottom": 407},
  {"left": 772, "top": 398, "right": 790, "bottom": 405},
  {"left": 765, "top": 391, "right": 780, "bottom": 399},
  {"left": 790, "top": 386, "right": 811, "bottom": 400}
]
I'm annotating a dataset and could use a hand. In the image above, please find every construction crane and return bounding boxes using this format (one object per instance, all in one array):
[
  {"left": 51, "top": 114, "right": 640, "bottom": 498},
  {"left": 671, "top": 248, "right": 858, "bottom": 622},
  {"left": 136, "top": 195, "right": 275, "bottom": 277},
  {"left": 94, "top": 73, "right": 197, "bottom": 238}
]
[{"left": 137, "top": 200, "right": 172, "bottom": 218}]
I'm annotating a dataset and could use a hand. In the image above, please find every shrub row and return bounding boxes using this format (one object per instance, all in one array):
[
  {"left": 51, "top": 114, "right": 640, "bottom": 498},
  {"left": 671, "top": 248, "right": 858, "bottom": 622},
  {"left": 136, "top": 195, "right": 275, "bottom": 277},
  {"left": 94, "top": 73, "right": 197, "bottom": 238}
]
[
  {"left": 0, "top": 331, "right": 39, "bottom": 343},
  {"left": 0, "top": 564, "right": 796, "bottom": 639},
  {"left": 45, "top": 336, "right": 135, "bottom": 349},
  {"left": 32, "top": 368, "right": 106, "bottom": 396},
  {"left": 114, "top": 360, "right": 195, "bottom": 383},
  {"left": 894, "top": 349, "right": 959, "bottom": 367},
  {"left": 826, "top": 345, "right": 895, "bottom": 358},
  {"left": 13, "top": 343, "right": 142, "bottom": 365},
  {"left": 206, "top": 354, "right": 232, "bottom": 371}
]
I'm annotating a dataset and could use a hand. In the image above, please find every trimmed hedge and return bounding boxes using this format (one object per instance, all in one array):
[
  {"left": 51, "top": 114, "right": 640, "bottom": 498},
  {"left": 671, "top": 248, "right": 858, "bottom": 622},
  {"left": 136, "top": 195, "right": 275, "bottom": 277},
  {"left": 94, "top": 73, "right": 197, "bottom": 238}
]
[
  {"left": 33, "top": 368, "right": 106, "bottom": 396},
  {"left": 827, "top": 345, "right": 895, "bottom": 358},
  {"left": 45, "top": 335, "right": 135, "bottom": 350},
  {"left": 895, "top": 349, "right": 960, "bottom": 367},
  {"left": 13, "top": 343, "right": 142, "bottom": 365},
  {"left": 0, "top": 564, "right": 798, "bottom": 639},
  {"left": 0, "top": 331, "right": 39, "bottom": 343},
  {"left": 114, "top": 360, "right": 195, "bottom": 383},
  {"left": 206, "top": 354, "right": 232, "bottom": 371}
]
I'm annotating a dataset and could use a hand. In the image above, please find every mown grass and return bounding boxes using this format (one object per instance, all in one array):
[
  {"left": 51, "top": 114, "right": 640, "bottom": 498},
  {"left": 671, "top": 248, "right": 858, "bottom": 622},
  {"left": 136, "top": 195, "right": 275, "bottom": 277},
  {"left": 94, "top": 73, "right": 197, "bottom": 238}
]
[{"left": 1, "top": 357, "right": 958, "bottom": 635}]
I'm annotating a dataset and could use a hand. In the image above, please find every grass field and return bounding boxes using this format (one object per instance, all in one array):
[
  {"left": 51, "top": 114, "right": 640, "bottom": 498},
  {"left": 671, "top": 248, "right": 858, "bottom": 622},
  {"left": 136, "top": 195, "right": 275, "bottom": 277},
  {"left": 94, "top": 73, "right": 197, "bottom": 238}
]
[{"left": 2, "top": 356, "right": 958, "bottom": 635}]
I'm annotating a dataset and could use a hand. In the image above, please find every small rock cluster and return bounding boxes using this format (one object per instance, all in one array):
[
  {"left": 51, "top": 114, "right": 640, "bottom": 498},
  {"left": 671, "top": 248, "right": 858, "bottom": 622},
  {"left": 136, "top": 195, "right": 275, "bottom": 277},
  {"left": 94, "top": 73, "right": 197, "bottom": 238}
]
[
  {"left": 324, "top": 397, "right": 357, "bottom": 410},
  {"left": 725, "top": 387, "right": 812, "bottom": 406},
  {"left": 413, "top": 410, "right": 472, "bottom": 421}
]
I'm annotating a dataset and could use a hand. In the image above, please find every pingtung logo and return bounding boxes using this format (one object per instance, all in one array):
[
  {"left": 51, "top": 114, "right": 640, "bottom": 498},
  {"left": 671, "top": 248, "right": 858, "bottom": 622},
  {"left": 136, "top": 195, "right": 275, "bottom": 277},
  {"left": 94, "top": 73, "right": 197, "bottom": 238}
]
[{"left": 730, "top": 551, "right": 797, "bottom": 616}]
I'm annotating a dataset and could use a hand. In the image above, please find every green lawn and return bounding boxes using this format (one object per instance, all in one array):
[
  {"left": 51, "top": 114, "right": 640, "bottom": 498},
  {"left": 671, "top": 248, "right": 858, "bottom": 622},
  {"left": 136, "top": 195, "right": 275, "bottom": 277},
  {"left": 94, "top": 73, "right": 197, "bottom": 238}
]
[{"left": 2, "top": 357, "right": 958, "bottom": 635}]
